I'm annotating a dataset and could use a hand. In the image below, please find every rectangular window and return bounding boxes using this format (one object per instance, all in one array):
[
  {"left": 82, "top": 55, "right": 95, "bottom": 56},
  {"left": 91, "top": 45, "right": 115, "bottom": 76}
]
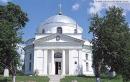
[
  {"left": 74, "top": 29, "right": 77, "bottom": 34},
  {"left": 29, "top": 62, "right": 31, "bottom": 71},
  {"left": 86, "top": 63, "right": 89, "bottom": 71},
  {"left": 86, "top": 54, "right": 88, "bottom": 60},
  {"left": 57, "top": 27, "right": 62, "bottom": 34}
]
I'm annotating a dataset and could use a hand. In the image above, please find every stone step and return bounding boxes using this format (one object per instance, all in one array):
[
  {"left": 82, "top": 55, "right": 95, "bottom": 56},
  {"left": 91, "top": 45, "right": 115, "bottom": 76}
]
[{"left": 48, "top": 75, "right": 64, "bottom": 82}]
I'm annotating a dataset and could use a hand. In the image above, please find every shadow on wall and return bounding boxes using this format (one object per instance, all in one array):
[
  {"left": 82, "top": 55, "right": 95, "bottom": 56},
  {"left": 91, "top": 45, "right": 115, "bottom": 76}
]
[{"left": 74, "top": 65, "right": 83, "bottom": 75}]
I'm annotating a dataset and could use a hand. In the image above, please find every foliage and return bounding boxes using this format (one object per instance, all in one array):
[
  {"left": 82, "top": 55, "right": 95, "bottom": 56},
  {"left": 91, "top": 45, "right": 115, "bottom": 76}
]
[
  {"left": 0, "top": 2, "right": 28, "bottom": 76},
  {"left": 89, "top": 6, "right": 130, "bottom": 82}
]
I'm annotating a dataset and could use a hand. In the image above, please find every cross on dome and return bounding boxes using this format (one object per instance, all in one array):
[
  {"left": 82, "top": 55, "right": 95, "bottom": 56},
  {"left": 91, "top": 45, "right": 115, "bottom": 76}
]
[{"left": 58, "top": 0, "right": 62, "bottom": 15}]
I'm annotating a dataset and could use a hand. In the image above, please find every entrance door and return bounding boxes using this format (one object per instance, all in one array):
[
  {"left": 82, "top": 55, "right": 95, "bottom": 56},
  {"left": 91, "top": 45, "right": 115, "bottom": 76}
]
[{"left": 55, "top": 62, "right": 61, "bottom": 75}]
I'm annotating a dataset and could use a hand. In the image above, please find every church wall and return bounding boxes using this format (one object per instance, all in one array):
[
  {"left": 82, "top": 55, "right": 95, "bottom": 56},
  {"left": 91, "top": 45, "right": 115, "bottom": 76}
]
[
  {"left": 81, "top": 48, "right": 94, "bottom": 76},
  {"left": 34, "top": 49, "right": 44, "bottom": 76},
  {"left": 24, "top": 47, "right": 34, "bottom": 75},
  {"left": 24, "top": 46, "right": 94, "bottom": 76},
  {"left": 38, "top": 23, "right": 82, "bottom": 34},
  {"left": 69, "top": 49, "right": 80, "bottom": 75},
  {"left": 78, "top": 50, "right": 84, "bottom": 75}
]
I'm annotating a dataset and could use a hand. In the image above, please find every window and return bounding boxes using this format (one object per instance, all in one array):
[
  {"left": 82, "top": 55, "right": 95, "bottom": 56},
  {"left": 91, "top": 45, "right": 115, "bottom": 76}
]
[
  {"left": 57, "top": 27, "right": 62, "bottom": 34},
  {"left": 29, "top": 54, "right": 32, "bottom": 60},
  {"left": 29, "top": 62, "right": 31, "bottom": 71},
  {"left": 86, "top": 54, "right": 88, "bottom": 60},
  {"left": 86, "top": 63, "right": 89, "bottom": 71},
  {"left": 56, "top": 35, "right": 60, "bottom": 41},
  {"left": 74, "top": 29, "right": 77, "bottom": 34},
  {"left": 42, "top": 29, "right": 45, "bottom": 34},
  {"left": 75, "top": 61, "right": 77, "bottom": 64},
  {"left": 54, "top": 52, "right": 62, "bottom": 58}
]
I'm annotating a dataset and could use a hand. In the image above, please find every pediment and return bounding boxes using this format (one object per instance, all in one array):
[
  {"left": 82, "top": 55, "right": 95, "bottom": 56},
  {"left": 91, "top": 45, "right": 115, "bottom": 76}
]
[{"left": 34, "top": 33, "right": 84, "bottom": 44}]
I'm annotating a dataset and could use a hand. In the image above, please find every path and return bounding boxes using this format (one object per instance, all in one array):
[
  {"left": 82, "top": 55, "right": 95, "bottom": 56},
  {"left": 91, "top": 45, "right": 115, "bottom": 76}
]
[{"left": 48, "top": 75, "right": 64, "bottom": 82}]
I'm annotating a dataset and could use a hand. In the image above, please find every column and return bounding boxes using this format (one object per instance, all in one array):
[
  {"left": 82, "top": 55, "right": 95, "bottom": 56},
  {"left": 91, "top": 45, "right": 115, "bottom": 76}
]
[
  {"left": 62, "top": 50, "right": 65, "bottom": 75},
  {"left": 33, "top": 50, "right": 37, "bottom": 72},
  {"left": 69, "top": 50, "right": 72, "bottom": 75},
  {"left": 43, "top": 50, "right": 47, "bottom": 75},
  {"left": 51, "top": 50, "right": 55, "bottom": 75}
]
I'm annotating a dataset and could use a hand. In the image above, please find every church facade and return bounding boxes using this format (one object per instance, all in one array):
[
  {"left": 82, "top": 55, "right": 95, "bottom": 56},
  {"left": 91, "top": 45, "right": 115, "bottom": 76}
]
[{"left": 24, "top": 13, "right": 94, "bottom": 76}]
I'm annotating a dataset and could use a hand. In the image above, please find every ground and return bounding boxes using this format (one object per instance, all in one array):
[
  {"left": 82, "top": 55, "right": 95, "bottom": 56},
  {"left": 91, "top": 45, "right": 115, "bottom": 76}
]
[
  {"left": 60, "top": 76, "right": 123, "bottom": 82},
  {"left": 0, "top": 75, "right": 123, "bottom": 82},
  {"left": 0, "top": 75, "right": 49, "bottom": 82}
]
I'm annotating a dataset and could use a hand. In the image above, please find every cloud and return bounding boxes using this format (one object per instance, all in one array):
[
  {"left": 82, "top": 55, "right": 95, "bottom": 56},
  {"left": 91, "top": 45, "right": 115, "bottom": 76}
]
[
  {"left": 88, "top": 0, "right": 130, "bottom": 15},
  {"left": 0, "top": 0, "right": 11, "bottom": 4},
  {"left": 0, "top": 0, "right": 9, "bottom": 3},
  {"left": 72, "top": 3, "right": 80, "bottom": 11}
]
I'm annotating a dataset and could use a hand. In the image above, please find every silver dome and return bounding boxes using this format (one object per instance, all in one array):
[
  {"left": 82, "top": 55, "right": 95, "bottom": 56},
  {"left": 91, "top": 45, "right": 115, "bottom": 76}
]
[
  {"left": 43, "top": 15, "right": 76, "bottom": 25},
  {"left": 37, "top": 14, "right": 83, "bottom": 33}
]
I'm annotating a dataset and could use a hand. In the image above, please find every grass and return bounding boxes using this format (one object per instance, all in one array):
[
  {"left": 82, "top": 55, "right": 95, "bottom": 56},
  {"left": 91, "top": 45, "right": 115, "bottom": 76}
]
[
  {"left": 0, "top": 75, "right": 49, "bottom": 82},
  {"left": 61, "top": 76, "right": 123, "bottom": 82},
  {"left": 0, "top": 75, "right": 124, "bottom": 82}
]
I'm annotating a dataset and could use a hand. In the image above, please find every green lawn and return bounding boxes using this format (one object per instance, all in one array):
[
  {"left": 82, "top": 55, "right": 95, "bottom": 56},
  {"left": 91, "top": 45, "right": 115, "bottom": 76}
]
[
  {"left": 61, "top": 76, "right": 123, "bottom": 82},
  {"left": 0, "top": 75, "right": 49, "bottom": 82},
  {"left": 0, "top": 75, "right": 123, "bottom": 82}
]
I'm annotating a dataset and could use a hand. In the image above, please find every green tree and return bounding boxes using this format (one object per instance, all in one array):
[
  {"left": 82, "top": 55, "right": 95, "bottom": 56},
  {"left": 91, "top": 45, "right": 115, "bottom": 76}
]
[
  {"left": 89, "top": 6, "right": 130, "bottom": 82},
  {"left": 0, "top": 2, "right": 28, "bottom": 82},
  {"left": 89, "top": 14, "right": 104, "bottom": 82}
]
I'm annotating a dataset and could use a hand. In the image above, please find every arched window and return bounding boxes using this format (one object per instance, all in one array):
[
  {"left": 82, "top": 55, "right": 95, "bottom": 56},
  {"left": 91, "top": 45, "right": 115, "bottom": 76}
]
[
  {"left": 54, "top": 52, "right": 62, "bottom": 58},
  {"left": 42, "top": 29, "right": 45, "bottom": 34},
  {"left": 57, "top": 27, "right": 62, "bottom": 34}
]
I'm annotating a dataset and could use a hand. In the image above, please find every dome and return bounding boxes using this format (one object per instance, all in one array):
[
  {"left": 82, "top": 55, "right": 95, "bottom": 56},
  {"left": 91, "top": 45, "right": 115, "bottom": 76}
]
[
  {"left": 43, "top": 15, "right": 76, "bottom": 25},
  {"left": 37, "top": 14, "right": 83, "bottom": 34}
]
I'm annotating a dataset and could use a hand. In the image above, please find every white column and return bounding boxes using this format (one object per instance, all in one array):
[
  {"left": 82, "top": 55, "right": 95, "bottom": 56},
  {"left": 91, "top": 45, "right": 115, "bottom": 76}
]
[
  {"left": 51, "top": 50, "right": 55, "bottom": 75},
  {"left": 43, "top": 50, "right": 48, "bottom": 75},
  {"left": 62, "top": 50, "right": 65, "bottom": 75},
  {"left": 69, "top": 50, "right": 72, "bottom": 75}
]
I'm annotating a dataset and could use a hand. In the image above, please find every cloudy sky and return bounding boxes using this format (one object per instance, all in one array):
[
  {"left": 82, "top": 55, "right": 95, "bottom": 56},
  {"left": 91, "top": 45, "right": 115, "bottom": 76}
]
[{"left": 0, "top": 0, "right": 130, "bottom": 40}]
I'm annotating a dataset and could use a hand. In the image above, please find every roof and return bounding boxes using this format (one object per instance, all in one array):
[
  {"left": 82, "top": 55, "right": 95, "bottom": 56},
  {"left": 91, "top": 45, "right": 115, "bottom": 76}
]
[{"left": 37, "top": 14, "right": 83, "bottom": 33}]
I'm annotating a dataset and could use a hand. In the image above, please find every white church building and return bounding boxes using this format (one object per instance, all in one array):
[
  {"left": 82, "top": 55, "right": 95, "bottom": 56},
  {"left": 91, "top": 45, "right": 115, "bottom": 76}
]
[{"left": 24, "top": 12, "right": 94, "bottom": 76}]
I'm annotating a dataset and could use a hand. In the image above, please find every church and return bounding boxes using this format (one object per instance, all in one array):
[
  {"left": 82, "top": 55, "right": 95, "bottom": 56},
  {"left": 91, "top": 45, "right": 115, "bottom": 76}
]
[{"left": 24, "top": 10, "right": 94, "bottom": 76}]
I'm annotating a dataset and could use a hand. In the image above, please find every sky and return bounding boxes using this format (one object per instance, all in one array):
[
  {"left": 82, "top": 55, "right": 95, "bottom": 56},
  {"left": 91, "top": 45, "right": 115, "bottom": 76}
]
[{"left": 0, "top": 0, "right": 130, "bottom": 41}]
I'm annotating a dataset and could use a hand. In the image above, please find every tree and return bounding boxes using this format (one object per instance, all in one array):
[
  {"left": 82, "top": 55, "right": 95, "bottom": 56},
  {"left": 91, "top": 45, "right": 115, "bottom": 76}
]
[
  {"left": 89, "top": 14, "right": 104, "bottom": 82},
  {"left": 0, "top": 2, "right": 28, "bottom": 82},
  {"left": 89, "top": 6, "right": 130, "bottom": 82}
]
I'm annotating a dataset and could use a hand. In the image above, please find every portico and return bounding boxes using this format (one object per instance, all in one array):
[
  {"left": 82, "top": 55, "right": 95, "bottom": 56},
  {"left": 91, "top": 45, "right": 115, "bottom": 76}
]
[
  {"left": 36, "top": 49, "right": 70, "bottom": 75},
  {"left": 48, "top": 49, "right": 66, "bottom": 75}
]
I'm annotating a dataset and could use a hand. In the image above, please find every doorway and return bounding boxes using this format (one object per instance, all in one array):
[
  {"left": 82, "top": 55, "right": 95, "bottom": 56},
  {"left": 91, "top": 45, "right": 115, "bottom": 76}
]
[{"left": 55, "top": 62, "right": 61, "bottom": 75}]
